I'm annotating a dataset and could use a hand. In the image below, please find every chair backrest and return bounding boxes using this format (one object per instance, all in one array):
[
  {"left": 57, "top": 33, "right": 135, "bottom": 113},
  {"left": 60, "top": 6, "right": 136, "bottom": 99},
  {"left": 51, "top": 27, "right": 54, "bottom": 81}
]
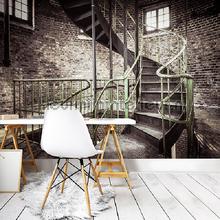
[{"left": 41, "top": 106, "right": 97, "bottom": 158}]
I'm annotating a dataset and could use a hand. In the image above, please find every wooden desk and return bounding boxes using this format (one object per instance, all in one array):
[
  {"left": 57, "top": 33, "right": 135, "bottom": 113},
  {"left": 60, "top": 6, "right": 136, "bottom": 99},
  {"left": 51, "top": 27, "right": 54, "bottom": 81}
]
[{"left": 0, "top": 118, "right": 136, "bottom": 188}]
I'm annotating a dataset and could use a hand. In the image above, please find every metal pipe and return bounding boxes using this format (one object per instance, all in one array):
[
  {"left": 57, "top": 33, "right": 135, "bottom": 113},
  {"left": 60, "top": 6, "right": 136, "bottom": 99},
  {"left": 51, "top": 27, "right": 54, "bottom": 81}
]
[
  {"left": 3, "top": 0, "right": 10, "bottom": 66},
  {"left": 92, "top": 0, "right": 97, "bottom": 117},
  {"left": 135, "top": 0, "right": 139, "bottom": 103},
  {"left": 123, "top": 0, "right": 129, "bottom": 117},
  {"left": 109, "top": 0, "right": 113, "bottom": 117}
]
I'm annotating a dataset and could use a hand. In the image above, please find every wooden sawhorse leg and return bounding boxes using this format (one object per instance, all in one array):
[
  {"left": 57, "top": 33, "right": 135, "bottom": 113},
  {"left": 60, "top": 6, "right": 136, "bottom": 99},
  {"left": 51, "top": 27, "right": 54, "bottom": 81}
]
[
  {"left": 0, "top": 125, "right": 38, "bottom": 184},
  {"left": 95, "top": 125, "right": 132, "bottom": 189}
]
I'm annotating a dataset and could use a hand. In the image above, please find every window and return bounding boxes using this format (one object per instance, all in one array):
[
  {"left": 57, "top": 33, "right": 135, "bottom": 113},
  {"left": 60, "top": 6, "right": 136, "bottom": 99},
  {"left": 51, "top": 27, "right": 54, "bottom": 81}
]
[
  {"left": 145, "top": 6, "right": 170, "bottom": 32},
  {"left": 0, "top": 0, "right": 34, "bottom": 26}
]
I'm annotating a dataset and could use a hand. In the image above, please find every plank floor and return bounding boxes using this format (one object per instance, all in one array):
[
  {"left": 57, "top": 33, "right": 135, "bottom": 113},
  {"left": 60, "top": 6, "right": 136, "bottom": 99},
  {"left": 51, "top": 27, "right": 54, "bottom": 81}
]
[{"left": 0, "top": 172, "right": 220, "bottom": 220}]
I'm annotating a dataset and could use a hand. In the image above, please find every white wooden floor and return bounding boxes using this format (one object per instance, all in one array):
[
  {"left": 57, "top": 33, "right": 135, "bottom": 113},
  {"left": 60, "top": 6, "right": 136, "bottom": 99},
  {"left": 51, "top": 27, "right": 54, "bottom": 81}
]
[{"left": 1, "top": 172, "right": 220, "bottom": 220}]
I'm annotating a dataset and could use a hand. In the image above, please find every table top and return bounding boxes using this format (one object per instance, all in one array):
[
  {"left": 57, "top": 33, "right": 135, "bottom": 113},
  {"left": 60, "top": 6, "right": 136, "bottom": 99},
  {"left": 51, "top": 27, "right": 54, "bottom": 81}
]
[{"left": 0, "top": 118, "right": 136, "bottom": 125}]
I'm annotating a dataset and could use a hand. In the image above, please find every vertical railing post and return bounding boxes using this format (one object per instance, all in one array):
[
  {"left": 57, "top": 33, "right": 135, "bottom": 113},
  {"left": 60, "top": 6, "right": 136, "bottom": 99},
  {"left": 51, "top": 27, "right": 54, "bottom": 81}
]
[
  {"left": 161, "top": 78, "right": 166, "bottom": 157},
  {"left": 3, "top": 0, "right": 10, "bottom": 66},
  {"left": 135, "top": 0, "right": 139, "bottom": 104},
  {"left": 13, "top": 80, "right": 16, "bottom": 114},
  {"left": 109, "top": 0, "right": 113, "bottom": 117},
  {"left": 92, "top": 0, "right": 97, "bottom": 117},
  {"left": 186, "top": 78, "right": 194, "bottom": 157},
  {"left": 123, "top": 0, "right": 129, "bottom": 118}
]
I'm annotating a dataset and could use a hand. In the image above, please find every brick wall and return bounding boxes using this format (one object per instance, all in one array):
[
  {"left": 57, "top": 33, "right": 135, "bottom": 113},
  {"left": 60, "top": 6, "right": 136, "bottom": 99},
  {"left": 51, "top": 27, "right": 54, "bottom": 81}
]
[{"left": 0, "top": 0, "right": 124, "bottom": 113}]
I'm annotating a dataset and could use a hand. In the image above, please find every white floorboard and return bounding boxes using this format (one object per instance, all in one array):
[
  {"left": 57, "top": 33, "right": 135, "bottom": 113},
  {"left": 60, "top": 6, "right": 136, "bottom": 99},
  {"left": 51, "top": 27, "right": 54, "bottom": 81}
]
[
  {"left": 17, "top": 207, "right": 40, "bottom": 220},
  {"left": 140, "top": 173, "right": 194, "bottom": 220},
  {"left": 94, "top": 178, "right": 118, "bottom": 220},
  {"left": 190, "top": 173, "right": 220, "bottom": 199},
  {"left": 175, "top": 173, "right": 220, "bottom": 218},
  {"left": 110, "top": 177, "right": 143, "bottom": 220},
  {"left": 0, "top": 193, "right": 15, "bottom": 211},
  {"left": 1, "top": 172, "right": 220, "bottom": 220},
  {"left": 129, "top": 173, "right": 169, "bottom": 220},
  {"left": 0, "top": 193, "right": 26, "bottom": 220},
  {"left": 156, "top": 173, "right": 219, "bottom": 220}
]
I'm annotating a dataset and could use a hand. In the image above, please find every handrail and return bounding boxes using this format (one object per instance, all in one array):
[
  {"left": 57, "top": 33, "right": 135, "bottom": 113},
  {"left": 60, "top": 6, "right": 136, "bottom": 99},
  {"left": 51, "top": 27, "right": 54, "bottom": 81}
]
[
  {"left": 98, "top": 0, "right": 135, "bottom": 47},
  {"left": 143, "top": 24, "right": 193, "bottom": 121},
  {"left": 93, "top": 49, "right": 142, "bottom": 114},
  {"left": 61, "top": 79, "right": 91, "bottom": 105},
  {"left": 13, "top": 78, "right": 92, "bottom": 117}
]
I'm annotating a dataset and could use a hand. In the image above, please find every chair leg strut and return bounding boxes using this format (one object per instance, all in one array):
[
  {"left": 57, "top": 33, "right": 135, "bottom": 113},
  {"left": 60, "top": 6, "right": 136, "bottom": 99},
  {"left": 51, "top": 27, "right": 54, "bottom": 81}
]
[
  {"left": 89, "top": 158, "right": 103, "bottom": 195},
  {"left": 61, "top": 159, "right": 68, "bottom": 193},
  {"left": 80, "top": 159, "right": 92, "bottom": 217},
  {"left": 41, "top": 159, "right": 60, "bottom": 209}
]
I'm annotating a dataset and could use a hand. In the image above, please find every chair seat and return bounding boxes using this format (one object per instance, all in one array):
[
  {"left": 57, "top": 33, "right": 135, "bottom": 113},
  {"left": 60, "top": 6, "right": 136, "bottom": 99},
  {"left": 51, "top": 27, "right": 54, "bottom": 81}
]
[{"left": 46, "top": 149, "right": 103, "bottom": 159}]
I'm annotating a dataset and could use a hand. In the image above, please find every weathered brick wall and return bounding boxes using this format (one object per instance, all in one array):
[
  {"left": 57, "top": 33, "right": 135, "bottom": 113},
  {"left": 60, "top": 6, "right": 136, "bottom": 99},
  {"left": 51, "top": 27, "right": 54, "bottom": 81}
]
[{"left": 0, "top": 0, "right": 124, "bottom": 113}]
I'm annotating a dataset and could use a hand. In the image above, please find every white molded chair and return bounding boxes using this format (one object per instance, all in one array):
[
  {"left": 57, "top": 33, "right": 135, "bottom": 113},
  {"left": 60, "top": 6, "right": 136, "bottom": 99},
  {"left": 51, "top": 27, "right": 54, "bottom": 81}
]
[{"left": 40, "top": 106, "right": 103, "bottom": 217}]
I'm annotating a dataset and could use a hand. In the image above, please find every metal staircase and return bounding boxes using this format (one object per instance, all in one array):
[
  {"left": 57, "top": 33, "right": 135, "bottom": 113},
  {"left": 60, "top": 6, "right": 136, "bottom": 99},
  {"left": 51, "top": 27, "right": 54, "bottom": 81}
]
[{"left": 13, "top": 0, "right": 195, "bottom": 158}]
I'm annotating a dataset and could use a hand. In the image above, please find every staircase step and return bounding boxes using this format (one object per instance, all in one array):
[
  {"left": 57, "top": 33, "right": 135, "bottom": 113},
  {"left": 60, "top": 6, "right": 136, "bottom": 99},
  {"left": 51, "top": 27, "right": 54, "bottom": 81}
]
[
  {"left": 141, "top": 74, "right": 159, "bottom": 81},
  {"left": 141, "top": 91, "right": 185, "bottom": 102},
  {"left": 134, "top": 111, "right": 175, "bottom": 130},
  {"left": 75, "top": 10, "right": 92, "bottom": 21},
  {"left": 129, "top": 123, "right": 162, "bottom": 148},
  {"left": 63, "top": 0, "right": 90, "bottom": 9},
  {"left": 96, "top": 30, "right": 105, "bottom": 40},
  {"left": 141, "top": 81, "right": 179, "bottom": 91},
  {"left": 85, "top": 20, "right": 100, "bottom": 32},
  {"left": 135, "top": 111, "right": 177, "bottom": 120},
  {"left": 137, "top": 101, "right": 184, "bottom": 115},
  {"left": 141, "top": 59, "right": 158, "bottom": 67},
  {"left": 142, "top": 67, "right": 158, "bottom": 75}
]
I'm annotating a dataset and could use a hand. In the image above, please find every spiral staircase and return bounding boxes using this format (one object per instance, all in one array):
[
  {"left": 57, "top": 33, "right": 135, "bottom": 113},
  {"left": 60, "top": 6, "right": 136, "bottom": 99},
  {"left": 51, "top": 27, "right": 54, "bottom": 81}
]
[{"left": 57, "top": 0, "right": 195, "bottom": 158}]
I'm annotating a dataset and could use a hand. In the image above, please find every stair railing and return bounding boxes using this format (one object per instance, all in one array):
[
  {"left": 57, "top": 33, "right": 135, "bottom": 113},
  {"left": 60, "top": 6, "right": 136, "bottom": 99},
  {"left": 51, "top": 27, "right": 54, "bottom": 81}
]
[
  {"left": 94, "top": 0, "right": 140, "bottom": 119},
  {"left": 98, "top": 0, "right": 136, "bottom": 51},
  {"left": 93, "top": 49, "right": 142, "bottom": 118},
  {"left": 13, "top": 78, "right": 92, "bottom": 117},
  {"left": 142, "top": 24, "right": 194, "bottom": 155}
]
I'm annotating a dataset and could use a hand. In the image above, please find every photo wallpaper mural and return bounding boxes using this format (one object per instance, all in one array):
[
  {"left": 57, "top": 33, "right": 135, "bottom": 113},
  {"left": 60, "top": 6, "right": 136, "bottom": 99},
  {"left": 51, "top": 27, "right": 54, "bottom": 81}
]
[{"left": 0, "top": 0, "right": 219, "bottom": 159}]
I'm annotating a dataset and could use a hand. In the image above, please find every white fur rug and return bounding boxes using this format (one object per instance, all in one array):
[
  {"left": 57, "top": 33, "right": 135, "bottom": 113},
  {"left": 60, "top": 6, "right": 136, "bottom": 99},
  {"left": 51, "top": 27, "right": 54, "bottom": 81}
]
[{"left": 18, "top": 172, "right": 115, "bottom": 220}]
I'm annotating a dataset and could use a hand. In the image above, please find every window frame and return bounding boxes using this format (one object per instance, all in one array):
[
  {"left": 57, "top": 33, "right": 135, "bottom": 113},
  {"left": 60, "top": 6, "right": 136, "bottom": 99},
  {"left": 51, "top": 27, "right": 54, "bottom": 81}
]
[
  {"left": 0, "top": 0, "right": 35, "bottom": 28},
  {"left": 143, "top": 4, "right": 171, "bottom": 34}
]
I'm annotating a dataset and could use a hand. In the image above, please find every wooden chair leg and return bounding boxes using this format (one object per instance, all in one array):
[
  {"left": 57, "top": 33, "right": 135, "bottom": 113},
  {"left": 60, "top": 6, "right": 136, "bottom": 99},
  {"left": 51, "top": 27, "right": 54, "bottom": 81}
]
[
  {"left": 61, "top": 159, "right": 68, "bottom": 193},
  {"left": 81, "top": 159, "right": 92, "bottom": 217},
  {"left": 22, "top": 126, "right": 38, "bottom": 171},
  {"left": 89, "top": 158, "right": 103, "bottom": 195},
  {"left": 41, "top": 161, "right": 59, "bottom": 209}
]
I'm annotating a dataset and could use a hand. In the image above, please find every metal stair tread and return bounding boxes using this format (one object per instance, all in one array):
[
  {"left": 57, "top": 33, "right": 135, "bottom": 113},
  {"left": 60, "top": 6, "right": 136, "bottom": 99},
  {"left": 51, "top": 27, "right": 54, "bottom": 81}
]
[
  {"left": 141, "top": 90, "right": 186, "bottom": 93},
  {"left": 135, "top": 111, "right": 178, "bottom": 120},
  {"left": 141, "top": 81, "right": 179, "bottom": 84},
  {"left": 133, "top": 123, "right": 162, "bottom": 139},
  {"left": 139, "top": 100, "right": 185, "bottom": 106}
]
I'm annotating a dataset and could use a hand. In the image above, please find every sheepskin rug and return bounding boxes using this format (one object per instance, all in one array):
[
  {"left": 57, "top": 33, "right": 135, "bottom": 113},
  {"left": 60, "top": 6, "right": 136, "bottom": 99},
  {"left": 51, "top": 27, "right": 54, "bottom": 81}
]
[{"left": 18, "top": 172, "right": 115, "bottom": 220}]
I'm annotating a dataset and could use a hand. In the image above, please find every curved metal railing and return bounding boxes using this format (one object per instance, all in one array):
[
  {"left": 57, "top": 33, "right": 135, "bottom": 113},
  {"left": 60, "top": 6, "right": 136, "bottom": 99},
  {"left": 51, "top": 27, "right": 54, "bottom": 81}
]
[
  {"left": 142, "top": 24, "right": 194, "bottom": 154},
  {"left": 142, "top": 24, "right": 193, "bottom": 124}
]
